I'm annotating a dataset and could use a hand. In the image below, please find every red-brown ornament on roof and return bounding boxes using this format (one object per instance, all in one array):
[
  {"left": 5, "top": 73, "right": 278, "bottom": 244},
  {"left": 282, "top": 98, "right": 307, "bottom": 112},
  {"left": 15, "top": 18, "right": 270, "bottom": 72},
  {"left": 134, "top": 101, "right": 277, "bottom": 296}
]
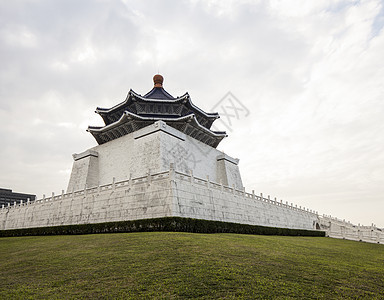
[{"left": 153, "top": 74, "right": 163, "bottom": 87}]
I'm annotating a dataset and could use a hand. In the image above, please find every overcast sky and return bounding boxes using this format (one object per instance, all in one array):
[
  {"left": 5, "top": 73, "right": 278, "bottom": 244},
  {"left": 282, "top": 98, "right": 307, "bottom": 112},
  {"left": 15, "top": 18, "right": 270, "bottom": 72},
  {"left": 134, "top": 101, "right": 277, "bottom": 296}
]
[{"left": 1, "top": 0, "right": 383, "bottom": 227}]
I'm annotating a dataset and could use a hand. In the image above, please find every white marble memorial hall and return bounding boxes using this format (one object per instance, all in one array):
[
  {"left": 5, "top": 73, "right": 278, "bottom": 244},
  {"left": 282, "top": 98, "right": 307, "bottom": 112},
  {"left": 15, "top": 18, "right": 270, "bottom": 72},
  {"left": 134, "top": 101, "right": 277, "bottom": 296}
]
[{"left": 2, "top": 75, "right": 382, "bottom": 243}]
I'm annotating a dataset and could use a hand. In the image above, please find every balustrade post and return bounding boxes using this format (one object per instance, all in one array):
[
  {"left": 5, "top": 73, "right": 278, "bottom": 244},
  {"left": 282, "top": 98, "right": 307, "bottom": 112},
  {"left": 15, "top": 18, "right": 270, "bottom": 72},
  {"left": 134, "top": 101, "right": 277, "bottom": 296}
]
[
  {"left": 189, "top": 170, "right": 194, "bottom": 183},
  {"left": 358, "top": 223, "right": 362, "bottom": 241},
  {"left": 147, "top": 169, "right": 152, "bottom": 185},
  {"left": 169, "top": 163, "right": 175, "bottom": 181}
]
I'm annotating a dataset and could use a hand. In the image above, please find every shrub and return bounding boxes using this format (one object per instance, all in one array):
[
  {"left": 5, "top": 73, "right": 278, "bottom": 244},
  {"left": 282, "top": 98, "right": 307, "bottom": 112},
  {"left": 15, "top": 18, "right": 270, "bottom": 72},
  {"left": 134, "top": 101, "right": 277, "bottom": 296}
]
[{"left": 0, "top": 217, "right": 325, "bottom": 237}]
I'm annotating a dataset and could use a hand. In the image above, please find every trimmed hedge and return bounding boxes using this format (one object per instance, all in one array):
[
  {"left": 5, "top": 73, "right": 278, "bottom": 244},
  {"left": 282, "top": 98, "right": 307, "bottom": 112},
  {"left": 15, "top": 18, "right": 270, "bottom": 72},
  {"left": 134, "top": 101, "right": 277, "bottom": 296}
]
[{"left": 0, "top": 217, "right": 325, "bottom": 237}]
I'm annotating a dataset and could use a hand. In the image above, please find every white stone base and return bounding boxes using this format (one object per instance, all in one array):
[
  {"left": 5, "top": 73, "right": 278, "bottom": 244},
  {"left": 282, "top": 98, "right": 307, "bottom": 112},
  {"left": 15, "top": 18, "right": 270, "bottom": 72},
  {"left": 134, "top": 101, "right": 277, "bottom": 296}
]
[
  {"left": 1, "top": 169, "right": 319, "bottom": 231},
  {"left": 67, "top": 121, "right": 243, "bottom": 193}
]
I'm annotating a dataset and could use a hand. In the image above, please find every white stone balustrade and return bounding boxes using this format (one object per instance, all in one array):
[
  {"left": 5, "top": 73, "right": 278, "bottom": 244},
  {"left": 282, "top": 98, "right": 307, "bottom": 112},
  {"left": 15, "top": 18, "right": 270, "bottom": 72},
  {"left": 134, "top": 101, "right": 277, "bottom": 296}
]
[
  {"left": 2, "top": 166, "right": 379, "bottom": 244},
  {"left": 0, "top": 167, "right": 319, "bottom": 231},
  {"left": 319, "top": 215, "right": 383, "bottom": 244}
]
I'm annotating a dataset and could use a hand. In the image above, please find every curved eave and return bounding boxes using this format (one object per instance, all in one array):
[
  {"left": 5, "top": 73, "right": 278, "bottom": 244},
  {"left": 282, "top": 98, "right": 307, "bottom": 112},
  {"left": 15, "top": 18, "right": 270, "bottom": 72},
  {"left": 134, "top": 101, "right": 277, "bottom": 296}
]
[
  {"left": 95, "top": 89, "right": 134, "bottom": 114},
  {"left": 94, "top": 89, "right": 221, "bottom": 129},
  {"left": 131, "top": 90, "right": 219, "bottom": 120},
  {"left": 185, "top": 94, "right": 220, "bottom": 120},
  {"left": 95, "top": 89, "right": 198, "bottom": 122},
  {"left": 87, "top": 111, "right": 226, "bottom": 147}
]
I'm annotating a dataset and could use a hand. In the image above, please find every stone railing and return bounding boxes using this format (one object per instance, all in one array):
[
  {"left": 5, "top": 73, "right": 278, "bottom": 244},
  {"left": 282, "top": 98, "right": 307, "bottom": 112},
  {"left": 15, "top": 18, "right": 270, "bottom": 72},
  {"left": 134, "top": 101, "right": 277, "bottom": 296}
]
[
  {"left": 319, "top": 215, "right": 383, "bottom": 244},
  {"left": 1, "top": 167, "right": 318, "bottom": 219},
  {"left": 0, "top": 170, "right": 171, "bottom": 210},
  {"left": 174, "top": 170, "right": 318, "bottom": 216},
  {"left": 4, "top": 168, "right": 381, "bottom": 244}
]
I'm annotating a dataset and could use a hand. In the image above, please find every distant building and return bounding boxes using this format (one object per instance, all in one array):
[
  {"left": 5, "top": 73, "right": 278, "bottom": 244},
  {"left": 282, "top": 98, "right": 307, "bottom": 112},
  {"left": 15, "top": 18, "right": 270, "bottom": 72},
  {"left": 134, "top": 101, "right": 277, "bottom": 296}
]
[{"left": 0, "top": 188, "right": 36, "bottom": 207}]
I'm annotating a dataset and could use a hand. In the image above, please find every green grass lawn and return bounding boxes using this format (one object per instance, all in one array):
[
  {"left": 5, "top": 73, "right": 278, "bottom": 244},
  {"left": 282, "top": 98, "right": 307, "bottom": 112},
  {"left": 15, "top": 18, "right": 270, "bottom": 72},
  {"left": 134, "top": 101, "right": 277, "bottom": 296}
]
[{"left": 0, "top": 232, "right": 383, "bottom": 299}]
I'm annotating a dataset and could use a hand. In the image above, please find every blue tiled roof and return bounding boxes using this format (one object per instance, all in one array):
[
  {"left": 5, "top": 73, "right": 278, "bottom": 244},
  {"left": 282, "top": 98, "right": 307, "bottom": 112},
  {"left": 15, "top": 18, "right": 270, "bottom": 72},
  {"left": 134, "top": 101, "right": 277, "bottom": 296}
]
[{"left": 143, "top": 87, "right": 175, "bottom": 100}]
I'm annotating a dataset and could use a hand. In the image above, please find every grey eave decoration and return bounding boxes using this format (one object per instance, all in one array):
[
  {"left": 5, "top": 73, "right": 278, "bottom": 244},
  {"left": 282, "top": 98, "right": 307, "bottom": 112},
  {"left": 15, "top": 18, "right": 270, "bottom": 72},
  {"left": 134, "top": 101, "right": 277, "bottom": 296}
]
[
  {"left": 87, "top": 111, "right": 227, "bottom": 148},
  {"left": 95, "top": 89, "right": 220, "bottom": 129}
]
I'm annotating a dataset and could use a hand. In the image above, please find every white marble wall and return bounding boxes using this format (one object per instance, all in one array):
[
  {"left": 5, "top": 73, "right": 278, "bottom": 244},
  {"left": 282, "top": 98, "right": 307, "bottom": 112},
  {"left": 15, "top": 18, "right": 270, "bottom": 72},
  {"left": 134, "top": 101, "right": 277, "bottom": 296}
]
[
  {"left": 1, "top": 169, "right": 318, "bottom": 231},
  {"left": 171, "top": 172, "right": 318, "bottom": 230}
]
